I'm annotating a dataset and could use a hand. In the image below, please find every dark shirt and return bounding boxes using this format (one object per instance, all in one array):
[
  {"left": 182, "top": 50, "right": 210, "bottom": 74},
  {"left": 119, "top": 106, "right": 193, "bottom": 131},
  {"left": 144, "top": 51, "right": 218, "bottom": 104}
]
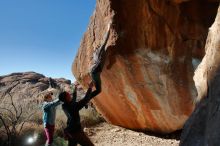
[{"left": 62, "top": 87, "right": 92, "bottom": 133}]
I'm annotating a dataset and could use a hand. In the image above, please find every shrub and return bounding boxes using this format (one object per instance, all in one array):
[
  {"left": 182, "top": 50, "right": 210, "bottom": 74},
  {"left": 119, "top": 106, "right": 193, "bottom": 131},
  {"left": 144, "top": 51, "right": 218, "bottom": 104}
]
[{"left": 80, "top": 105, "right": 105, "bottom": 127}]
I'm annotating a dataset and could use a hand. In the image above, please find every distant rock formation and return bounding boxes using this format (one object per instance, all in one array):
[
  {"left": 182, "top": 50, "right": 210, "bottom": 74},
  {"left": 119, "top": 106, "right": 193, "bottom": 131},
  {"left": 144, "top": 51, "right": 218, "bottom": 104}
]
[
  {"left": 0, "top": 72, "right": 71, "bottom": 110},
  {"left": 0, "top": 72, "right": 104, "bottom": 145},
  {"left": 72, "top": 0, "right": 219, "bottom": 133}
]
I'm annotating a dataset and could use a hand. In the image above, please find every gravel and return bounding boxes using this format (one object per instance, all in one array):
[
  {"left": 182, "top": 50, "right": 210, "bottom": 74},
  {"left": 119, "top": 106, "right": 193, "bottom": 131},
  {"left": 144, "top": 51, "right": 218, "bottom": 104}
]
[{"left": 84, "top": 122, "right": 180, "bottom": 146}]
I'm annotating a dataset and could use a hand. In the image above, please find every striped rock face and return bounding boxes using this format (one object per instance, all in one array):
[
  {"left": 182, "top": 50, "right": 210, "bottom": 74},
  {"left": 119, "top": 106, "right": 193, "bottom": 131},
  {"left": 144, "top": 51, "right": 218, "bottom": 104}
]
[{"left": 72, "top": 0, "right": 219, "bottom": 133}]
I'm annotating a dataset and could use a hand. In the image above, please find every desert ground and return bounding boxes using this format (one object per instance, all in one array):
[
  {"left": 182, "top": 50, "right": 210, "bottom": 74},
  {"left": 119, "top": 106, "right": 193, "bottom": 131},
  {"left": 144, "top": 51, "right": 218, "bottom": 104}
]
[{"left": 85, "top": 122, "right": 180, "bottom": 146}]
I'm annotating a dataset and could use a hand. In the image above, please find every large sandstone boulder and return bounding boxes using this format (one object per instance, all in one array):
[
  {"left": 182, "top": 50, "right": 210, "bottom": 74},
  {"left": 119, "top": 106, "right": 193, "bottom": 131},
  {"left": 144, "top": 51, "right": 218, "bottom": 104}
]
[
  {"left": 180, "top": 5, "right": 220, "bottom": 146},
  {"left": 72, "top": 0, "right": 219, "bottom": 133}
]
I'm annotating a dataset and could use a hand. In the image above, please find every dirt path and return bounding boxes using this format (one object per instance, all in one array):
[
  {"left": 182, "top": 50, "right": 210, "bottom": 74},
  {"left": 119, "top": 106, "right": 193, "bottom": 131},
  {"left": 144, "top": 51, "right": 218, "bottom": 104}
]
[{"left": 85, "top": 122, "right": 180, "bottom": 146}]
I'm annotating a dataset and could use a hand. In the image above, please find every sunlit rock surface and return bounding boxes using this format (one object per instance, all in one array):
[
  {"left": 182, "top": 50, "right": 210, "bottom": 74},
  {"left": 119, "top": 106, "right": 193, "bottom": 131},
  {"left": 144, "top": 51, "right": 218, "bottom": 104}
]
[{"left": 72, "top": 0, "right": 219, "bottom": 133}]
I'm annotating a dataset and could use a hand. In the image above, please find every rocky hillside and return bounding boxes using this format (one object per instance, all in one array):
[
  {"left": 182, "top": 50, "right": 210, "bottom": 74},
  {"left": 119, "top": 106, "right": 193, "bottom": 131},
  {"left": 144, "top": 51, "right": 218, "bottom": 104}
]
[
  {"left": 0, "top": 72, "right": 104, "bottom": 145},
  {"left": 0, "top": 72, "right": 71, "bottom": 110},
  {"left": 72, "top": 0, "right": 219, "bottom": 133}
]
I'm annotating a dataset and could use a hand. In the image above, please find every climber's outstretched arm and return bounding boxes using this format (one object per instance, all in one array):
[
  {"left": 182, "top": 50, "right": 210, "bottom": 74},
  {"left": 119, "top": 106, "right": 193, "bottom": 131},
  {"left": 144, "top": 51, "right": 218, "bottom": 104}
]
[
  {"left": 89, "top": 22, "right": 112, "bottom": 98},
  {"left": 90, "top": 22, "right": 112, "bottom": 73},
  {"left": 98, "top": 23, "right": 111, "bottom": 52}
]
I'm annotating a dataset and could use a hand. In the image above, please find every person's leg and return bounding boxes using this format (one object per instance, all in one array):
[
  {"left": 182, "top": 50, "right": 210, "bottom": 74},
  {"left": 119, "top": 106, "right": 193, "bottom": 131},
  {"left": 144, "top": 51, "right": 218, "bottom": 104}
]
[
  {"left": 48, "top": 125, "right": 55, "bottom": 145},
  {"left": 44, "top": 124, "right": 55, "bottom": 146},
  {"left": 44, "top": 127, "right": 50, "bottom": 146},
  {"left": 64, "top": 129, "right": 77, "bottom": 146},
  {"left": 74, "top": 131, "right": 94, "bottom": 146},
  {"left": 68, "top": 139, "right": 77, "bottom": 146}
]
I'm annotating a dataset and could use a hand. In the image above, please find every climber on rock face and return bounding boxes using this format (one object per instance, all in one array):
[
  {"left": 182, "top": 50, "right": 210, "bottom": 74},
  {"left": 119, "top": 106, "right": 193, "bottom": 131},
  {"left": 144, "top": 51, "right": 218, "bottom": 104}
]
[
  {"left": 89, "top": 21, "right": 112, "bottom": 98},
  {"left": 58, "top": 82, "right": 94, "bottom": 146}
]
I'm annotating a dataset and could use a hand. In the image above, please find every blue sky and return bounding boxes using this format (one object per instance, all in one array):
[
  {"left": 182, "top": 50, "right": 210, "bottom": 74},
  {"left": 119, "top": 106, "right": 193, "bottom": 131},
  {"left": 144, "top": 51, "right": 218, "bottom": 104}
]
[{"left": 0, "top": 0, "right": 96, "bottom": 82}]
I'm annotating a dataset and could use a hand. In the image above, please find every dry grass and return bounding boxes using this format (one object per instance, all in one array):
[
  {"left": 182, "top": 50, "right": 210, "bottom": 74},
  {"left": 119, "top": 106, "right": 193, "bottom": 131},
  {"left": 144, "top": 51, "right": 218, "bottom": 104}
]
[
  {"left": 0, "top": 91, "right": 104, "bottom": 146},
  {"left": 80, "top": 105, "right": 105, "bottom": 127},
  {"left": 55, "top": 105, "right": 104, "bottom": 136}
]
